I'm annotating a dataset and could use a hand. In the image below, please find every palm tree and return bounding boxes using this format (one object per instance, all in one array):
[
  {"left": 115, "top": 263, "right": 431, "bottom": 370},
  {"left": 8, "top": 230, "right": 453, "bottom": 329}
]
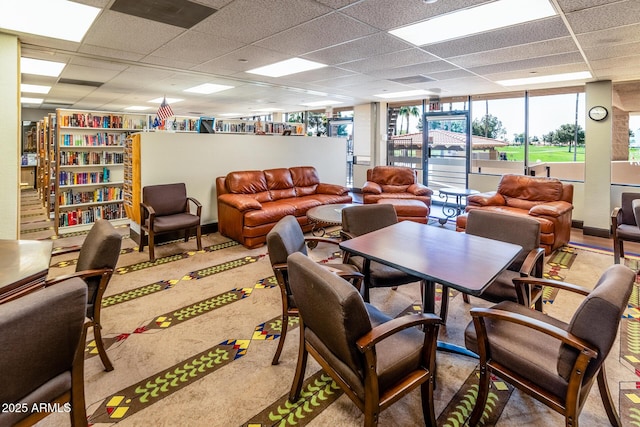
[
  {"left": 397, "top": 106, "right": 420, "bottom": 135},
  {"left": 397, "top": 106, "right": 409, "bottom": 135}
]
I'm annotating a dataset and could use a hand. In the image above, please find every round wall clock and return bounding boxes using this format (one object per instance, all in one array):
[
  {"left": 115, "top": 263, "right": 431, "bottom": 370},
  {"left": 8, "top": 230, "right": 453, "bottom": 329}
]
[{"left": 588, "top": 106, "right": 608, "bottom": 121}]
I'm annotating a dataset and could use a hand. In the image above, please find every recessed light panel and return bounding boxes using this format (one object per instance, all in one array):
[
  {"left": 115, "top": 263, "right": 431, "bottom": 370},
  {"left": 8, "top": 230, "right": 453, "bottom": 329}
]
[
  {"left": 246, "top": 58, "right": 327, "bottom": 78},
  {"left": 1, "top": 0, "right": 100, "bottom": 42},
  {"left": 496, "top": 71, "right": 592, "bottom": 86},
  {"left": 21, "top": 58, "right": 65, "bottom": 77},
  {"left": 21, "top": 97, "right": 44, "bottom": 104},
  {"left": 149, "top": 97, "right": 183, "bottom": 104},
  {"left": 21, "top": 84, "right": 51, "bottom": 94},
  {"left": 390, "top": 0, "right": 556, "bottom": 46},
  {"left": 184, "top": 83, "right": 234, "bottom": 94}
]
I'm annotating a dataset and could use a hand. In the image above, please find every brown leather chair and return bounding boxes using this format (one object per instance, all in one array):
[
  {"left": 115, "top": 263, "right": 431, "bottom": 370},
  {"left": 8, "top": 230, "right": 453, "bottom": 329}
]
[
  {"left": 464, "top": 264, "right": 635, "bottom": 427},
  {"left": 341, "top": 204, "right": 427, "bottom": 303},
  {"left": 361, "top": 166, "right": 432, "bottom": 207},
  {"left": 0, "top": 278, "right": 89, "bottom": 427},
  {"left": 46, "top": 219, "right": 122, "bottom": 372},
  {"left": 139, "top": 183, "right": 202, "bottom": 261},
  {"left": 612, "top": 192, "right": 640, "bottom": 264},
  {"left": 266, "top": 215, "right": 362, "bottom": 365},
  {"left": 456, "top": 174, "right": 573, "bottom": 255},
  {"left": 287, "top": 252, "right": 440, "bottom": 427},
  {"left": 452, "top": 209, "right": 545, "bottom": 320}
]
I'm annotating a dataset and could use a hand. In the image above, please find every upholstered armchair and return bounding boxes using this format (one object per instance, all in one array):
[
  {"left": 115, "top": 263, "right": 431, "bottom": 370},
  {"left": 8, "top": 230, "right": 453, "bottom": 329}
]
[
  {"left": 139, "top": 183, "right": 202, "bottom": 261},
  {"left": 611, "top": 192, "right": 640, "bottom": 264},
  {"left": 266, "top": 215, "right": 362, "bottom": 365},
  {"left": 464, "top": 264, "right": 635, "bottom": 427},
  {"left": 456, "top": 174, "right": 573, "bottom": 254},
  {"left": 361, "top": 166, "right": 432, "bottom": 206},
  {"left": 46, "top": 219, "right": 122, "bottom": 371},
  {"left": 0, "top": 278, "right": 89, "bottom": 427},
  {"left": 287, "top": 253, "right": 440, "bottom": 427}
]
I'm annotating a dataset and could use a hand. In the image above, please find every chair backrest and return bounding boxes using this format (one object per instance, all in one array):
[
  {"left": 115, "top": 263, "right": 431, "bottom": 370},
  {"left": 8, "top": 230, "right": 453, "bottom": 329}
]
[
  {"left": 367, "top": 166, "right": 416, "bottom": 186},
  {"left": 77, "top": 219, "right": 122, "bottom": 304},
  {"left": 621, "top": 192, "right": 640, "bottom": 226},
  {"left": 557, "top": 264, "right": 635, "bottom": 382},
  {"left": 466, "top": 209, "right": 540, "bottom": 270},
  {"left": 287, "top": 252, "right": 371, "bottom": 379},
  {"left": 143, "top": 183, "right": 188, "bottom": 216},
  {"left": 266, "top": 215, "right": 308, "bottom": 267},
  {"left": 0, "top": 278, "right": 87, "bottom": 425},
  {"left": 342, "top": 204, "right": 398, "bottom": 236}
]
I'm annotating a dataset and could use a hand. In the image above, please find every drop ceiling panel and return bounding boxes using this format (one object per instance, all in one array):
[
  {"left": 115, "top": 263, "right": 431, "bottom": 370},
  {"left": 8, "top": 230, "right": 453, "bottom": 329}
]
[
  {"left": 285, "top": 67, "right": 358, "bottom": 84},
  {"left": 565, "top": 0, "right": 640, "bottom": 34},
  {"left": 192, "top": 0, "right": 332, "bottom": 44},
  {"left": 584, "top": 42, "right": 640, "bottom": 62},
  {"left": 315, "top": 0, "right": 361, "bottom": 8},
  {"left": 555, "top": 0, "right": 622, "bottom": 13},
  {"left": 59, "top": 64, "right": 122, "bottom": 83},
  {"left": 367, "top": 60, "right": 460, "bottom": 80},
  {"left": 469, "top": 52, "right": 586, "bottom": 75},
  {"left": 146, "top": 31, "right": 245, "bottom": 64},
  {"left": 253, "top": 12, "right": 378, "bottom": 56},
  {"left": 339, "top": 48, "right": 439, "bottom": 73},
  {"left": 302, "top": 32, "right": 413, "bottom": 65},
  {"left": 576, "top": 24, "right": 640, "bottom": 48},
  {"left": 77, "top": 44, "right": 147, "bottom": 62},
  {"left": 192, "top": 46, "right": 290, "bottom": 75}
]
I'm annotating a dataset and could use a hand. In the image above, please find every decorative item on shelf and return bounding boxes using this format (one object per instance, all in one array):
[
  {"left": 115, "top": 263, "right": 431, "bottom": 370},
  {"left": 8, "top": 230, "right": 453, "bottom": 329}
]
[{"left": 255, "top": 118, "right": 266, "bottom": 135}]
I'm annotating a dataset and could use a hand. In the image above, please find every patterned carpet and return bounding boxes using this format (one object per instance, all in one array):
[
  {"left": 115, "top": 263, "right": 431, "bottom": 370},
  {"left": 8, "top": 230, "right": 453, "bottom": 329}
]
[{"left": 18, "top": 189, "right": 640, "bottom": 427}]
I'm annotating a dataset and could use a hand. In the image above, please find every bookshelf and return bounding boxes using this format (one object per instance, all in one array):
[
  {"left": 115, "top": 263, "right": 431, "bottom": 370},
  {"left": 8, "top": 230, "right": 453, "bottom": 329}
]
[
  {"left": 53, "top": 109, "right": 147, "bottom": 233},
  {"left": 214, "top": 119, "right": 305, "bottom": 135}
]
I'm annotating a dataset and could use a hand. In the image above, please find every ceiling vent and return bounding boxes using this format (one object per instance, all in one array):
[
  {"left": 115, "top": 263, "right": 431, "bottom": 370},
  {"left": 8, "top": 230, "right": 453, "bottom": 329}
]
[
  {"left": 58, "top": 78, "right": 104, "bottom": 88},
  {"left": 389, "top": 75, "right": 435, "bottom": 84},
  {"left": 110, "top": 0, "right": 217, "bottom": 29}
]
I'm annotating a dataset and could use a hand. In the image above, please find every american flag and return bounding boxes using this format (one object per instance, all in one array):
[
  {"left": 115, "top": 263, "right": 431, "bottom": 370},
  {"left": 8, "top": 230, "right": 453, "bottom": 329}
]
[{"left": 156, "top": 96, "right": 174, "bottom": 120}]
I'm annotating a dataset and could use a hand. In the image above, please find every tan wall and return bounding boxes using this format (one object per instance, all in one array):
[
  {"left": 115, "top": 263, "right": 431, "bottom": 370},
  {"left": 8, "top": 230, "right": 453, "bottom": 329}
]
[{"left": 612, "top": 106, "right": 629, "bottom": 161}]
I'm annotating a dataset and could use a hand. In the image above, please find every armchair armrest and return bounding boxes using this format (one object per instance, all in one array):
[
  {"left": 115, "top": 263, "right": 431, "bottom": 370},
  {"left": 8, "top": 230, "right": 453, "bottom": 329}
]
[
  {"left": 514, "top": 247, "right": 545, "bottom": 306},
  {"left": 407, "top": 183, "right": 433, "bottom": 197},
  {"left": 316, "top": 183, "right": 348, "bottom": 195},
  {"left": 186, "top": 196, "right": 203, "bottom": 217},
  {"left": 512, "top": 276, "right": 591, "bottom": 297},
  {"left": 362, "top": 181, "right": 382, "bottom": 194},
  {"left": 140, "top": 201, "right": 155, "bottom": 224},
  {"left": 45, "top": 268, "right": 113, "bottom": 287},
  {"left": 356, "top": 313, "right": 441, "bottom": 352},
  {"left": 611, "top": 207, "right": 622, "bottom": 231},
  {"left": 467, "top": 191, "right": 504, "bottom": 207},
  {"left": 529, "top": 200, "right": 573, "bottom": 218},
  {"left": 217, "top": 193, "right": 262, "bottom": 211}
]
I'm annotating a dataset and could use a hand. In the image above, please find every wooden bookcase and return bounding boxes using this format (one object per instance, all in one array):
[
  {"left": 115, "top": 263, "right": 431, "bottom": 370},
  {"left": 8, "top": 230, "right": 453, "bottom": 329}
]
[{"left": 53, "top": 109, "right": 147, "bottom": 233}]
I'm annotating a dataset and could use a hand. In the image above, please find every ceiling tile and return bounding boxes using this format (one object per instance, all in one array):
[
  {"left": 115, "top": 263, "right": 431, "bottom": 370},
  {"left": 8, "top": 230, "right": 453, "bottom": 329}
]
[
  {"left": 339, "top": 48, "right": 439, "bottom": 73},
  {"left": 302, "top": 32, "right": 413, "bottom": 65},
  {"left": 565, "top": 0, "right": 640, "bottom": 34},
  {"left": 147, "top": 30, "right": 245, "bottom": 64},
  {"left": 469, "top": 52, "right": 586, "bottom": 75}
]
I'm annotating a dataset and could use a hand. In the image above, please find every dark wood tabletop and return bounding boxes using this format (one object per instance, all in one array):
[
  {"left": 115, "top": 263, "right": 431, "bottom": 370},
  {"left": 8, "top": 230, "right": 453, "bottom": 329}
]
[
  {"left": 0, "top": 239, "right": 53, "bottom": 304},
  {"left": 339, "top": 221, "right": 521, "bottom": 311}
]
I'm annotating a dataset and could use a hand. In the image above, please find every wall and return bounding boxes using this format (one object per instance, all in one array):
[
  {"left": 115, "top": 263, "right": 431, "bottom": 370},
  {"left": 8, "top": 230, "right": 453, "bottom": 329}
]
[
  {"left": 136, "top": 132, "right": 348, "bottom": 229},
  {"left": 0, "top": 34, "right": 20, "bottom": 239}
]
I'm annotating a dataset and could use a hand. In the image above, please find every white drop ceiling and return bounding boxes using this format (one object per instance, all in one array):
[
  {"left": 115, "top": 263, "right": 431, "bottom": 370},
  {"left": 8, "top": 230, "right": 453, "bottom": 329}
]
[{"left": 8, "top": 0, "right": 640, "bottom": 116}]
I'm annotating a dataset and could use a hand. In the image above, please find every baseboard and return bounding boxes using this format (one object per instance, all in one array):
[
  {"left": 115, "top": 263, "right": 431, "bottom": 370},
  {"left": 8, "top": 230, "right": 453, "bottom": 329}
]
[
  {"left": 130, "top": 223, "right": 218, "bottom": 246},
  {"left": 582, "top": 226, "right": 611, "bottom": 238}
]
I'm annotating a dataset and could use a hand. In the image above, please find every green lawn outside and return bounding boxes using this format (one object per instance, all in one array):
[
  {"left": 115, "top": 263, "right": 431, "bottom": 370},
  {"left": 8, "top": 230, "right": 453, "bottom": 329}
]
[{"left": 498, "top": 145, "right": 640, "bottom": 162}]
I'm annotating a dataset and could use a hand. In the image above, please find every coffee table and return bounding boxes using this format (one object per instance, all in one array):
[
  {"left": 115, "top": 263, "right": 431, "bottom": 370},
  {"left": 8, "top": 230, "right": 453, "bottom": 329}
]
[
  {"left": 437, "top": 187, "right": 479, "bottom": 225},
  {"left": 0, "top": 240, "right": 53, "bottom": 304},
  {"left": 306, "top": 203, "right": 358, "bottom": 237}
]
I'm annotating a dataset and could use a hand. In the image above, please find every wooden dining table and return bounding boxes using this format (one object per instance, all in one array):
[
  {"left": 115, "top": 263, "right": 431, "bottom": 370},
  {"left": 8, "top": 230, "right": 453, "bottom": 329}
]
[
  {"left": 339, "top": 221, "right": 522, "bottom": 355},
  {"left": 0, "top": 239, "right": 53, "bottom": 304}
]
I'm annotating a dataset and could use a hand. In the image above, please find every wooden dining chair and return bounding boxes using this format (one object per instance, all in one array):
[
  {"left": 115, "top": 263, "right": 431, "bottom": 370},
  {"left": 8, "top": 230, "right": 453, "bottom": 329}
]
[
  {"left": 266, "top": 215, "right": 362, "bottom": 365},
  {"left": 287, "top": 252, "right": 440, "bottom": 427},
  {"left": 611, "top": 192, "right": 640, "bottom": 264},
  {"left": 464, "top": 264, "right": 635, "bottom": 427}
]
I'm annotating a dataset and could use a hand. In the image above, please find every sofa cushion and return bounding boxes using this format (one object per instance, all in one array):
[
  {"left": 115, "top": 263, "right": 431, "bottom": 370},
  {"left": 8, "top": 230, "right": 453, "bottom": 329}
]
[
  {"left": 380, "top": 184, "right": 410, "bottom": 193},
  {"left": 265, "top": 168, "right": 296, "bottom": 200},
  {"left": 290, "top": 166, "right": 320, "bottom": 196},
  {"left": 370, "top": 166, "right": 415, "bottom": 186},
  {"left": 226, "top": 170, "right": 272, "bottom": 203},
  {"left": 244, "top": 200, "right": 296, "bottom": 227},
  {"left": 498, "top": 175, "right": 563, "bottom": 202}
]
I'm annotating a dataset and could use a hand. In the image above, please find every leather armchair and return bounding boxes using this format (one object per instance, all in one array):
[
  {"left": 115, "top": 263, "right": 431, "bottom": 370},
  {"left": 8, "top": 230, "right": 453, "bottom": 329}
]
[
  {"left": 611, "top": 192, "right": 640, "bottom": 264},
  {"left": 139, "top": 183, "right": 202, "bottom": 261},
  {"left": 456, "top": 174, "right": 573, "bottom": 254},
  {"left": 287, "top": 252, "right": 440, "bottom": 427},
  {"left": 361, "top": 166, "right": 432, "bottom": 206}
]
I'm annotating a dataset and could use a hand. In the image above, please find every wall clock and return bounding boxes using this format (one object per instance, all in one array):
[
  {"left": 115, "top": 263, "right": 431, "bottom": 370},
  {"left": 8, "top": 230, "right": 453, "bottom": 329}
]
[{"left": 588, "top": 106, "right": 608, "bottom": 121}]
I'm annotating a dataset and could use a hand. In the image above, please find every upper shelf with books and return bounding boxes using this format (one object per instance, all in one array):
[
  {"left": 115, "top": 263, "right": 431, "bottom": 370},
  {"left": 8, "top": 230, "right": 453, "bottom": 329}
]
[
  {"left": 57, "top": 109, "right": 149, "bottom": 130},
  {"left": 214, "top": 119, "right": 305, "bottom": 135}
]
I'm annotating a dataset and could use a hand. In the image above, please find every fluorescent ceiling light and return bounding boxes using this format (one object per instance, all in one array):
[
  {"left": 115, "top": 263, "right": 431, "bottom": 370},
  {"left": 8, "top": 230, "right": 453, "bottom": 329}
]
[
  {"left": 148, "top": 97, "right": 183, "bottom": 104},
  {"left": 374, "top": 90, "right": 432, "bottom": 99},
  {"left": 21, "top": 97, "right": 43, "bottom": 104},
  {"left": 124, "top": 106, "right": 152, "bottom": 111},
  {"left": 21, "top": 58, "right": 66, "bottom": 77},
  {"left": 21, "top": 84, "right": 51, "bottom": 94},
  {"left": 389, "top": 0, "right": 556, "bottom": 46},
  {"left": 184, "top": 83, "right": 234, "bottom": 94},
  {"left": 1, "top": 0, "right": 100, "bottom": 42},
  {"left": 496, "top": 71, "right": 592, "bottom": 86},
  {"left": 252, "top": 108, "right": 284, "bottom": 112},
  {"left": 246, "top": 58, "right": 327, "bottom": 78},
  {"left": 301, "top": 100, "right": 344, "bottom": 107}
]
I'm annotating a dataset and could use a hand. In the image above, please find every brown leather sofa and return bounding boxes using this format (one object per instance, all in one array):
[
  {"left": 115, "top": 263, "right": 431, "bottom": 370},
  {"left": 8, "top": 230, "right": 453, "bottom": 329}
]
[
  {"left": 361, "top": 166, "right": 433, "bottom": 206},
  {"left": 456, "top": 174, "right": 573, "bottom": 255},
  {"left": 216, "top": 166, "right": 352, "bottom": 248}
]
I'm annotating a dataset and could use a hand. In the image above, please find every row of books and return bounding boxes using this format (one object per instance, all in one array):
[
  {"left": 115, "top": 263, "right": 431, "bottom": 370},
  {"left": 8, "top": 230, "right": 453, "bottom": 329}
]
[
  {"left": 59, "top": 151, "right": 124, "bottom": 166},
  {"left": 214, "top": 121, "right": 305, "bottom": 134},
  {"left": 215, "top": 121, "right": 256, "bottom": 133},
  {"left": 60, "top": 113, "right": 147, "bottom": 130},
  {"left": 59, "top": 187, "right": 123, "bottom": 206},
  {"left": 59, "top": 168, "right": 110, "bottom": 186},
  {"left": 58, "top": 204, "right": 125, "bottom": 227},
  {"left": 61, "top": 133, "right": 125, "bottom": 147}
]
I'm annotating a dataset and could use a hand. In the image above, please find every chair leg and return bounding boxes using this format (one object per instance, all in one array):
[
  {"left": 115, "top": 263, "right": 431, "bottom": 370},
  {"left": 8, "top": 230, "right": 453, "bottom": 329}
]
[
  {"left": 463, "top": 293, "right": 470, "bottom": 304},
  {"left": 439, "top": 285, "right": 450, "bottom": 325},
  {"left": 597, "top": 366, "right": 622, "bottom": 427},
  {"left": 139, "top": 229, "right": 145, "bottom": 253},
  {"left": 289, "top": 323, "right": 308, "bottom": 402},
  {"left": 184, "top": 227, "right": 190, "bottom": 243},
  {"left": 468, "top": 363, "right": 490, "bottom": 426},
  {"left": 271, "top": 312, "right": 290, "bottom": 365},
  {"left": 421, "top": 373, "right": 437, "bottom": 427},
  {"left": 148, "top": 231, "right": 155, "bottom": 261},
  {"left": 614, "top": 239, "right": 622, "bottom": 264},
  {"left": 196, "top": 225, "right": 203, "bottom": 251},
  {"left": 93, "top": 322, "right": 114, "bottom": 372}
]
